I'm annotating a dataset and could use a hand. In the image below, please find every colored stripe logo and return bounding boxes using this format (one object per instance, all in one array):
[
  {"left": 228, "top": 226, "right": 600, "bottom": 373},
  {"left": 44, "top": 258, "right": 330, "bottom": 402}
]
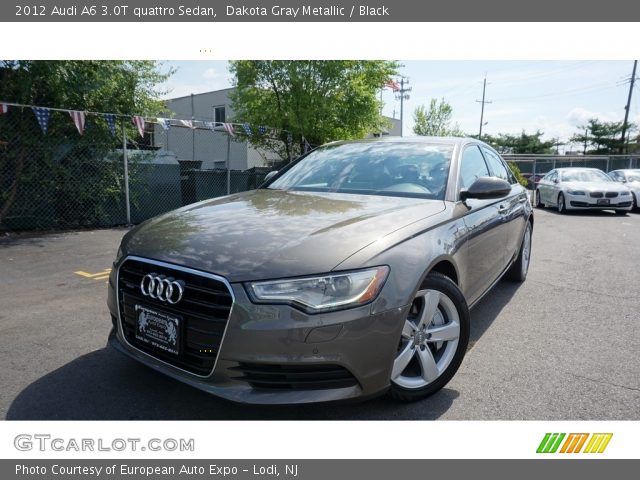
[{"left": 537, "top": 433, "right": 612, "bottom": 453}]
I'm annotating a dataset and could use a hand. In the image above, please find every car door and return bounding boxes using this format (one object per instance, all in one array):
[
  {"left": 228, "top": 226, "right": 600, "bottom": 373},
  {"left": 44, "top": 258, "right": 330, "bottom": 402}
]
[
  {"left": 539, "top": 170, "right": 557, "bottom": 205},
  {"left": 458, "top": 144, "right": 506, "bottom": 304},
  {"left": 481, "top": 147, "right": 528, "bottom": 264}
]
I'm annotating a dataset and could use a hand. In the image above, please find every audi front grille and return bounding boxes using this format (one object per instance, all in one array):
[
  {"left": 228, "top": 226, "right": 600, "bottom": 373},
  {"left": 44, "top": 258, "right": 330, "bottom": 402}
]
[{"left": 117, "top": 257, "right": 233, "bottom": 376}]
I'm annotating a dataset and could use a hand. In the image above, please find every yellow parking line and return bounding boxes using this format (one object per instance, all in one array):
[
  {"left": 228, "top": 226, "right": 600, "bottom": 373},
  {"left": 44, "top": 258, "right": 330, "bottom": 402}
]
[
  {"left": 92, "top": 274, "right": 111, "bottom": 281},
  {"left": 73, "top": 268, "right": 111, "bottom": 280}
]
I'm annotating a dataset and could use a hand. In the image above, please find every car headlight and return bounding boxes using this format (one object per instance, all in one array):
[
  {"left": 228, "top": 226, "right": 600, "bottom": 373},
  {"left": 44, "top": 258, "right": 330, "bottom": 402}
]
[
  {"left": 246, "top": 266, "right": 390, "bottom": 314},
  {"left": 567, "top": 190, "right": 585, "bottom": 195},
  {"left": 620, "top": 190, "right": 630, "bottom": 196},
  {"left": 114, "top": 245, "right": 124, "bottom": 264}
]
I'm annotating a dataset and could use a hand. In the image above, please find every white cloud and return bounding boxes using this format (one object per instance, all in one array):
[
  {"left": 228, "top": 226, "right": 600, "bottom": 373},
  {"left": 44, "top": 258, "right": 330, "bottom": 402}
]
[{"left": 202, "top": 67, "right": 222, "bottom": 80}]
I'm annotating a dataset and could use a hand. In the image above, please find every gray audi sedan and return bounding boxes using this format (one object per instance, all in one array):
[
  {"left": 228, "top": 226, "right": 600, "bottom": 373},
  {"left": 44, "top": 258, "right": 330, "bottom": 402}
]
[{"left": 107, "top": 137, "right": 533, "bottom": 404}]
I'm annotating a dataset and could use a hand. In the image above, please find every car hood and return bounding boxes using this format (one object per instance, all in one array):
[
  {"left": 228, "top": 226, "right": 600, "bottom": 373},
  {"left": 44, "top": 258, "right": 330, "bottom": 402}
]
[
  {"left": 563, "top": 181, "right": 630, "bottom": 192},
  {"left": 122, "top": 189, "right": 445, "bottom": 282}
]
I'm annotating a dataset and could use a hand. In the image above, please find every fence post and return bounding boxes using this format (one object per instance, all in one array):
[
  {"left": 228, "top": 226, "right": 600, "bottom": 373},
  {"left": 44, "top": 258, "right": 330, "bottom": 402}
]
[
  {"left": 226, "top": 134, "right": 231, "bottom": 195},
  {"left": 606, "top": 157, "right": 610, "bottom": 173},
  {"left": 121, "top": 119, "right": 131, "bottom": 225}
]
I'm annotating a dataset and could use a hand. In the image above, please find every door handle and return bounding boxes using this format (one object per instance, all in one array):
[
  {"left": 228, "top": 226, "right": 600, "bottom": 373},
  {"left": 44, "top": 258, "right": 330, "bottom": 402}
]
[
  {"left": 518, "top": 197, "right": 528, "bottom": 203},
  {"left": 498, "top": 205, "right": 508, "bottom": 214}
]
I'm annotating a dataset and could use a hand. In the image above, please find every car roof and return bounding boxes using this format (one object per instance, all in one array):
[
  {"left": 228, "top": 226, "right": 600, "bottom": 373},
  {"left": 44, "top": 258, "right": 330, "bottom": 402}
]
[{"left": 325, "top": 136, "right": 480, "bottom": 148}]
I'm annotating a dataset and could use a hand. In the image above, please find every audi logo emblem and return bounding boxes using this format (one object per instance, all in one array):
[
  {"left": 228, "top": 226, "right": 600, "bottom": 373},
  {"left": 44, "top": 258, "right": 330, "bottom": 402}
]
[{"left": 140, "top": 273, "right": 185, "bottom": 304}]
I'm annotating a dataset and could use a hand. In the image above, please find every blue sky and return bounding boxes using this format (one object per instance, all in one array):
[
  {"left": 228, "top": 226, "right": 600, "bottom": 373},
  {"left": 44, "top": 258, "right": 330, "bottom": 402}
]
[{"left": 161, "top": 60, "right": 639, "bottom": 150}]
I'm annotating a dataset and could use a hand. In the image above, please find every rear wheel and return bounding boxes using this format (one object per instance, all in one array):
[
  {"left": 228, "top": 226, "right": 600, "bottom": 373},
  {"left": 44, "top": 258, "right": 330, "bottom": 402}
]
[
  {"left": 557, "top": 192, "right": 566, "bottom": 214},
  {"left": 506, "top": 221, "right": 532, "bottom": 282},
  {"left": 535, "top": 190, "right": 544, "bottom": 208},
  {"left": 389, "top": 272, "right": 470, "bottom": 402}
]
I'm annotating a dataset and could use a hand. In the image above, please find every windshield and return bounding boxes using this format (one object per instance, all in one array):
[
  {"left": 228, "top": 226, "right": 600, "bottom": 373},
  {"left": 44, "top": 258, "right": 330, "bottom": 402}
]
[
  {"left": 268, "top": 142, "right": 454, "bottom": 200},
  {"left": 561, "top": 170, "right": 611, "bottom": 183}
]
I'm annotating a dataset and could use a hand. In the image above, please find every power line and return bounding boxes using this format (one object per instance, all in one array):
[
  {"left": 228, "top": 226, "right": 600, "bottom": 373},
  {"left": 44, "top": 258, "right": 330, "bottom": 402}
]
[{"left": 394, "top": 77, "right": 411, "bottom": 137}]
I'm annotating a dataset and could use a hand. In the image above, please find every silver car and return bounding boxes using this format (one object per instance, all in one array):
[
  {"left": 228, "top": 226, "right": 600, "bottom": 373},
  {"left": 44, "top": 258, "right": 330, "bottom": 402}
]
[
  {"left": 108, "top": 137, "right": 533, "bottom": 404},
  {"left": 609, "top": 169, "right": 640, "bottom": 210},
  {"left": 535, "top": 167, "right": 633, "bottom": 215}
]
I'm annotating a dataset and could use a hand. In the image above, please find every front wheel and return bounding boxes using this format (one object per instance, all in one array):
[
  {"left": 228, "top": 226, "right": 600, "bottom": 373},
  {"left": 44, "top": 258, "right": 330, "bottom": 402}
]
[
  {"left": 615, "top": 210, "right": 628, "bottom": 216},
  {"left": 535, "top": 190, "right": 544, "bottom": 208},
  {"left": 389, "top": 272, "right": 470, "bottom": 402},
  {"left": 557, "top": 192, "right": 566, "bottom": 214}
]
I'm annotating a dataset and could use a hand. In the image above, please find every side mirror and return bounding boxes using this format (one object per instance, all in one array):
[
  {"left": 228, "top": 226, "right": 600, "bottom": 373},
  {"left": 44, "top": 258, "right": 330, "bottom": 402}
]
[
  {"left": 553, "top": 178, "right": 559, "bottom": 184},
  {"left": 264, "top": 171, "right": 278, "bottom": 182},
  {"left": 460, "top": 176, "right": 511, "bottom": 201}
]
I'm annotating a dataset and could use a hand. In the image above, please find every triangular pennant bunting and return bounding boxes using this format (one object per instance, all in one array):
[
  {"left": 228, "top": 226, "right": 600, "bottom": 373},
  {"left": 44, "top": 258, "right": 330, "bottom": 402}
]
[
  {"left": 258, "top": 126, "right": 267, "bottom": 136},
  {"left": 32, "top": 107, "right": 51, "bottom": 135},
  {"left": 104, "top": 114, "right": 116, "bottom": 137},
  {"left": 132, "top": 116, "right": 145, "bottom": 137},
  {"left": 69, "top": 110, "right": 86, "bottom": 135},
  {"left": 287, "top": 132, "right": 293, "bottom": 145},
  {"left": 204, "top": 121, "right": 216, "bottom": 131},
  {"left": 242, "top": 123, "right": 252, "bottom": 136},
  {"left": 0, "top": 104, "right": 9, "bottom": 114},
  {"left": 179, "top": 119, "right": 194, "bottom": 129},
  {"left": 158, "top": 118, "right": 171, "bottom": 131}
]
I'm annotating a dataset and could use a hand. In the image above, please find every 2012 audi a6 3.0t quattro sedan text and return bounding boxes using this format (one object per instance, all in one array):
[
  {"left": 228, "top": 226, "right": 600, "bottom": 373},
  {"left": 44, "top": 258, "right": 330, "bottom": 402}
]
[{"left": 107, "top": 137, "right": 533, "bottom": 404}]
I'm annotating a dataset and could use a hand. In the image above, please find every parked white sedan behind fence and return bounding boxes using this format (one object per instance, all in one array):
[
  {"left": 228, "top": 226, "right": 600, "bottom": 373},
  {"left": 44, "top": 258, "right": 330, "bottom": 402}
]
[{"left": 535, "top": 167, "right": 633, "bottom": 215}]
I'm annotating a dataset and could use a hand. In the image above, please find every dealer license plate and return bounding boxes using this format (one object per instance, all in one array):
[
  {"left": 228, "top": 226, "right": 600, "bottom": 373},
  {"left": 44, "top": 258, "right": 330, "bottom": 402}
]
[{"left": 134, "top": 304, "right": 181, "bottom": 355}]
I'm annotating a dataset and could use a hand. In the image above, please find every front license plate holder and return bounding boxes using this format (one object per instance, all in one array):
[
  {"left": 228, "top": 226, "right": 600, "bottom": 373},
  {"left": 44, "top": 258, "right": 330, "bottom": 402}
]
[
  {"left": 134, "top": 304, "right": 181, "bottom": 355},
  {"left": 597, "top": 198, "right": 610, "bottom": 205}
]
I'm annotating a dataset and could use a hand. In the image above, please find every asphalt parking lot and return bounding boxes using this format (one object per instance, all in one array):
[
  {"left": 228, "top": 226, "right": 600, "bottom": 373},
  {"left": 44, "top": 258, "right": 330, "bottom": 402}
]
[{"left": 1, "top": 207, "right": 639, "bottom": 420}]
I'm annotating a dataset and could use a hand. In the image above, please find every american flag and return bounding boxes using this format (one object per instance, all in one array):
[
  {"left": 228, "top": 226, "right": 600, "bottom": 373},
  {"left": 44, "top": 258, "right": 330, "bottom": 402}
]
[
  {"left": 384, "top": 80, "right": 401, "bottom": 91},
  {"left": 222, "top": 123, "right": 235, "bottom": 136},
  {"left": 104, "top": 114, "right": 116, "bottom": 137},
  {"left": 179, "top": 119, "right": 194, "bottom": 129},
  {"left": 32, "top": 107, "right": 51, "bottom": 135},
  {"left": 258, "top": 125, "right": 267, "bottom": 136},
  {"left": 158, "top": 118, "right": 171, "bottom": 131},
  {"left": 69, "top": 110, "right": 86, "bottom": 135},
  {"left": 132, "top": 116, "right": 145, "bottom": 137},
  {"left": 0, "top": 104, "right": 9, "bottom": 114},
  {"left": 242, "top": 123, "right": 252, "bottom": 136}
]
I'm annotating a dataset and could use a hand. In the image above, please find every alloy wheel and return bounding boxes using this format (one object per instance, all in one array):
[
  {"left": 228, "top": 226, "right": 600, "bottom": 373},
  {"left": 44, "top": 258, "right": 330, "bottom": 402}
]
[{"left": 391, "top": 289, "right": 460, "bottom": 389}]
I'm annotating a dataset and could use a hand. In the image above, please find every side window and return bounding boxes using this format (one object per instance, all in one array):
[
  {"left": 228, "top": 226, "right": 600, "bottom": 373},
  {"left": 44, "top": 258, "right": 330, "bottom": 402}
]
[
  {"left": 549, "top": 171, "right": 558, "bottom": 183},
  {"left": 481, "top": 147, "right": 510, "bottom": 182},
  {"left": 459, "top": 145, "right": 490, "bottom": 190}
]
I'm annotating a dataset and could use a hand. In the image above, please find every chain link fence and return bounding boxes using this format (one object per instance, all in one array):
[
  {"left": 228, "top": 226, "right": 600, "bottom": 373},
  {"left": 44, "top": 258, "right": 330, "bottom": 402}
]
[
  {"left": 504, "top": 154, "right": 640, "bottom": 190},
  {"left": 0, "top": 107, "right": 287, "bottom": 231}
]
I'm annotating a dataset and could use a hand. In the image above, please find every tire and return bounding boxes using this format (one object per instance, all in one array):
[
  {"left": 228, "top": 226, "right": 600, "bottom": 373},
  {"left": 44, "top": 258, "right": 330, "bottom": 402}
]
[
  {"left": 389, "top": 272, "right": 470, "bottom": 402},
  {"left": 557, "top": 192, "right": 566, "bottom": 214},
  {"left": 535, "top": 190, "right": 544, "bottom": 208},
  {"left": 505, "top": 221, "right": 532, "bottom": 282},
  {"left": 615, "top": 210, "right": 628, "bottom": 216},
  {"left": 633, "top": 193, "right": 638, "bottom": 211}
]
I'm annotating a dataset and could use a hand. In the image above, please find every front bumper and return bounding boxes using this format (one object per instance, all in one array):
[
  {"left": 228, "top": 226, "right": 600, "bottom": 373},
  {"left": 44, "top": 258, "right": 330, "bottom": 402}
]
[
  {"left": 566, "top": 193, "right": 633, "bottom": 210},
  {"left": 108, "top": 267, "right": 408, "bottom": 404}
]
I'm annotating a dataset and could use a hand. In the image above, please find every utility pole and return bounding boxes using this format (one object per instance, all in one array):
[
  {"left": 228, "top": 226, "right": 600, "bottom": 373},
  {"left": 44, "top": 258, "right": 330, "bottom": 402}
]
[
  {"left": 395, "top": 77, "right": 411, "bottom": 137},
  {"left": 620, "top": 60, "right": 637, "bottom": 153},
  {"left": 583, "top": 128, "right": 588, "bottom": 155},
  {"left": 476, "top": 74, "right": 492, "bottom": 140}
]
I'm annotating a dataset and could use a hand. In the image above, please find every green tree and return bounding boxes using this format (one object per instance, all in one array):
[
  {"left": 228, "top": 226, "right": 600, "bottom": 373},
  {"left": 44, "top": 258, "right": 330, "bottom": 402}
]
[
  {"left": 0, "top": 61, "right": 173, "bottom": 228},
  {"left": 570, "top": 118, "right": 635, "bottom": 154},
  {"left": 483, "top": 130, "right": 556, "bottom": 154},
  {"left": 412, "top": 98, "right": 464, "bottom": 137},
  {"left": 229, "top": 60, "right": 400, "bottom": 160}
]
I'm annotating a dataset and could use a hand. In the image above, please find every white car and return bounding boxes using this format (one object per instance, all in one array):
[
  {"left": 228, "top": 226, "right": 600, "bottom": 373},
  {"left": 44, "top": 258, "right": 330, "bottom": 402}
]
[
  {"left": 535, "top": 167, "right": 633, "bottom": 215},
  {"left": 609, "top": 169, "right": 640, "bottom": 210}
]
